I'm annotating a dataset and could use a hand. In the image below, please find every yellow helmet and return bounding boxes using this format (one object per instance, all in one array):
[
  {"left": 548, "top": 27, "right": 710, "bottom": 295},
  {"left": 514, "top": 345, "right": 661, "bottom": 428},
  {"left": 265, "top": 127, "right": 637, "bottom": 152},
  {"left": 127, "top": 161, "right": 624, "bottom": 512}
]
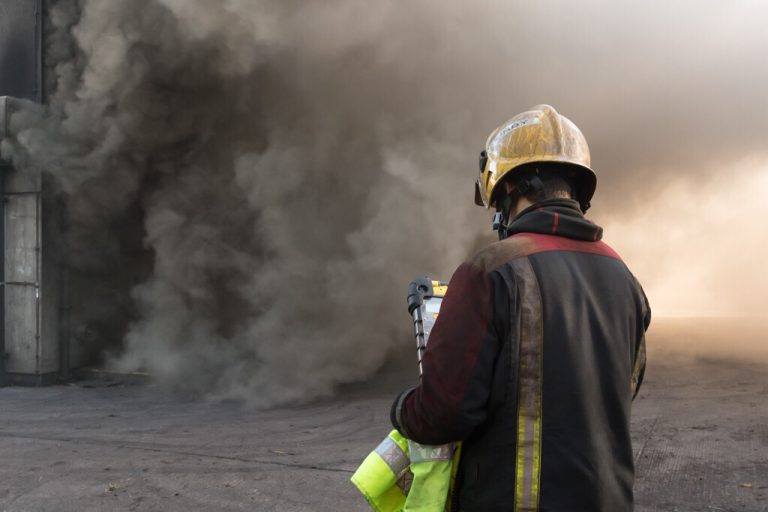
[{"left": 474, "top": 104, "right": 596, "bottom": 211}]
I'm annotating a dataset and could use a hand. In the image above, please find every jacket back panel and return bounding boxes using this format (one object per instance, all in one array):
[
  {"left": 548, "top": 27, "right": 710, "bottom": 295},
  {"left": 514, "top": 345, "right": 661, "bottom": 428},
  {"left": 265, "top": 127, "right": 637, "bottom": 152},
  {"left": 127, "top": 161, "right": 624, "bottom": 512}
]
[{"left": 457, "top": 238, "right": 647, "bottom": 512}]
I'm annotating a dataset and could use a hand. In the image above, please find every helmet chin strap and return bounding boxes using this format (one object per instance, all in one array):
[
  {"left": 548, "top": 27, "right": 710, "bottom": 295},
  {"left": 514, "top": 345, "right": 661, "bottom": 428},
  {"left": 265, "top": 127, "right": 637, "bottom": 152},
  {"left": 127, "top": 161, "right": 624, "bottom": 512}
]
[
  {"left": 492, "top": 176, "right": 546, "bottom": 240},
  {"left": 492, "top": 208, "right": 511, "bottom": 240}
]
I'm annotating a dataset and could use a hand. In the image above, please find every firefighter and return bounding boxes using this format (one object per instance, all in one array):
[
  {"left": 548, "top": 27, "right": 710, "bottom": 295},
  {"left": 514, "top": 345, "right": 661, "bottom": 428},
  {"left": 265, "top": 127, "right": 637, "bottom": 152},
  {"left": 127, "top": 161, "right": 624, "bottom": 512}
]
[{"left": 391, "top": 104, "right": 650, "bottom": 511}]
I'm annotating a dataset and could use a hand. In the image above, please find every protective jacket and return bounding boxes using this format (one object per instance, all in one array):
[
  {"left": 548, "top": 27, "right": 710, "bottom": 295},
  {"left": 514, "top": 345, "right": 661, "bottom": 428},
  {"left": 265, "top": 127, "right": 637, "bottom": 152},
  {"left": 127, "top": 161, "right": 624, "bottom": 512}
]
[{"left": 391, "top": 199, "right": 650, "bottom": 512}]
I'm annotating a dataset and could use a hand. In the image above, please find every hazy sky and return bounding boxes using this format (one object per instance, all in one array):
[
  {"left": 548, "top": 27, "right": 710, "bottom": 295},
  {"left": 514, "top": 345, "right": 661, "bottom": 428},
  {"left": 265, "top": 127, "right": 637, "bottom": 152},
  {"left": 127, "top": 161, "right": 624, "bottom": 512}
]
[
  {"left": 288, "top": 0, "right": 768, "bottom": 317},
  {"left": 413, "top": 0, "right": 768, "bottom": 316}
]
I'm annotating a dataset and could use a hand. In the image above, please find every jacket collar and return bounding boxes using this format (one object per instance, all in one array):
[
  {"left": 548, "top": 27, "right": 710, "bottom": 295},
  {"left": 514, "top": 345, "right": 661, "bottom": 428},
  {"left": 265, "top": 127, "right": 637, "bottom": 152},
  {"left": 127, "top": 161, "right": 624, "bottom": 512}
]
[{"left": 506, "top": 198, "right": 603, "bottom": 242}]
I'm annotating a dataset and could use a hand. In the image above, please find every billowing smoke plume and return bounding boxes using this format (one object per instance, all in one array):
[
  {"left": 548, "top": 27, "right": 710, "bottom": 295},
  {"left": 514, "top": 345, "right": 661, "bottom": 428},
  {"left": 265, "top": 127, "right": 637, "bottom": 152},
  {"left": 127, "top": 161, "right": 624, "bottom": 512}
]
[
  {"left": 3, "top": 0, "right": 487, "bottom": 404},
  {"left": 2, "top": 0, "right": 767, "bottom": 404}
]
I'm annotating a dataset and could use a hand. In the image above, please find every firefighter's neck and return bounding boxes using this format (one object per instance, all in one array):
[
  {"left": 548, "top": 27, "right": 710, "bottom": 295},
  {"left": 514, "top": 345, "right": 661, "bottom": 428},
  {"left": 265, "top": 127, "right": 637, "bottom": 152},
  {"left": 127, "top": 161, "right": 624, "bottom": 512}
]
[
  {"left": 504, "top": 181, "right": 534, "bottom": 218},
  {"left": 509, "top": 196, "right": 534, "bottom": 218}
]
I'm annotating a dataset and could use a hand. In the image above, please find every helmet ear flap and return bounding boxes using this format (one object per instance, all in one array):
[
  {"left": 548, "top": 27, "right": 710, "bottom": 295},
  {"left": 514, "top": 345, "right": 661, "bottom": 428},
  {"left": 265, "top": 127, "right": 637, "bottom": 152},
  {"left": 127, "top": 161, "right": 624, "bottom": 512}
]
[{"left": 474, "top": 182, "right": 484, "bottom": 206}]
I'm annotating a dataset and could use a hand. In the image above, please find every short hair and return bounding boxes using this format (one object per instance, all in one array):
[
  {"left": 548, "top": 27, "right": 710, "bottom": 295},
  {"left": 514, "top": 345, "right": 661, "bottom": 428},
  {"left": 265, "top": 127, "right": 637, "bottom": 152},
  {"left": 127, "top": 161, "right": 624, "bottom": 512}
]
[{"left": 496, "top": 162, "right": 574, "bottom": 203}]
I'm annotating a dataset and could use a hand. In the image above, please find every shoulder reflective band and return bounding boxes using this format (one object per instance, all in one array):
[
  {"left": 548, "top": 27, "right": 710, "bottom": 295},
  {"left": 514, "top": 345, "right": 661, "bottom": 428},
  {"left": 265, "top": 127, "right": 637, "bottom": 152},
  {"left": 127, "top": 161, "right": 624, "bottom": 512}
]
[{"left": 511, "top": 258, "right": 544, "bottom": 512}]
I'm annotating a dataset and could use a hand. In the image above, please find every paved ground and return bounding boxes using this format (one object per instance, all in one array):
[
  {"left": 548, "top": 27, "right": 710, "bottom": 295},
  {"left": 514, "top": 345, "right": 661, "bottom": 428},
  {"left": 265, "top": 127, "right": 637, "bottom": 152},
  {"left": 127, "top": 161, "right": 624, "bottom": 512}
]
[{"left": 0, "top": 318, "right": 766, "bottom": 511}]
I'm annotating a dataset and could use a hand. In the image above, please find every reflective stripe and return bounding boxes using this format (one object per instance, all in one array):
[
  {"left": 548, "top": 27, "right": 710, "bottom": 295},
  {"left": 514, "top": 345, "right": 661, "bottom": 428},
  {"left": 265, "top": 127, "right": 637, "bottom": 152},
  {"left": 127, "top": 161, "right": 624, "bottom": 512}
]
[
  {"left": 512, "top": 258, "right": 544, "bottom": 512},
  {"left": 396, "top": 469, "right": 413, "bottom": 494},
  {"left": 408, "top": 441, "right": 455, "bottom": 463},
  {"left": 631, "top": 336, "right": 646, "bottom": 397},
  {"left": 375, "top": 435, "right": 410, "bottom": 479}
]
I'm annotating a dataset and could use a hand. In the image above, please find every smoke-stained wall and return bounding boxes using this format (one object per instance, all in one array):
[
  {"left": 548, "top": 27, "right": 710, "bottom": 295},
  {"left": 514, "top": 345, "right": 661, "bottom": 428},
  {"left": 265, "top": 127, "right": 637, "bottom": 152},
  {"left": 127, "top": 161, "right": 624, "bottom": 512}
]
[
  {"left": 0, "top": 0, "right": 42, "bottom": 102},
  {"left": 1, "top": 0, "right": 767, "bottom": 403},
  {"left": 0, "top": 0, "right": 62, "bottom": 385}
]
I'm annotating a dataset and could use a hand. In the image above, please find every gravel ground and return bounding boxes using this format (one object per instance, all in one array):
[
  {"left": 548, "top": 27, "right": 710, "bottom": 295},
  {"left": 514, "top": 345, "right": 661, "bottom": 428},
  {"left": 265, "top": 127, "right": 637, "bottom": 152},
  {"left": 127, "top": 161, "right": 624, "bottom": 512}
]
[{"left": 0, "top": 318, "right": 766, "bottom": 512}]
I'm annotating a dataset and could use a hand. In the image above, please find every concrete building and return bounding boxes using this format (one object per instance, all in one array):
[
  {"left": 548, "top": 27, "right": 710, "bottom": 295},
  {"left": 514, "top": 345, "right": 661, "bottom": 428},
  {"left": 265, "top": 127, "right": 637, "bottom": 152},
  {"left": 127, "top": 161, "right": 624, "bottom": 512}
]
[{"left": 0, "top": 0, "right": 65, "bottom": 385}]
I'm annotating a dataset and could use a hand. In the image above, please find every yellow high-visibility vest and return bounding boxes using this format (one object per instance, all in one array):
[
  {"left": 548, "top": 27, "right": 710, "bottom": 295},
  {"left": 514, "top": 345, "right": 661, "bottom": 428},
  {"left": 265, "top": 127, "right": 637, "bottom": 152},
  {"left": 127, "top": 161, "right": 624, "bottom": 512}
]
[{"left": 351, "top": 430, "right": 461, "bottom": 512}]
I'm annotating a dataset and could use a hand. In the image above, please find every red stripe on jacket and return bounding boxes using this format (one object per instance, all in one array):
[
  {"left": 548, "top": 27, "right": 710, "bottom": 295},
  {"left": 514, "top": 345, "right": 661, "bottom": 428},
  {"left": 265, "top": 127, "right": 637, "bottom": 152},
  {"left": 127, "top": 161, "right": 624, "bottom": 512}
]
[{"left": 510, "top": 233, "right": 622, "bottom": 260}]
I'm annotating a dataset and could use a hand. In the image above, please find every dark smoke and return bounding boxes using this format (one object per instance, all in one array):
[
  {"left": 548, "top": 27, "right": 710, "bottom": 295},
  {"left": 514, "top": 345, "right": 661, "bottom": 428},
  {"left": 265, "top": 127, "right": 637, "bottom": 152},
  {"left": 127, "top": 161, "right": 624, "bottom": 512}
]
[{"left": 1, "top": 0, "right": 767, "bottom": 404}]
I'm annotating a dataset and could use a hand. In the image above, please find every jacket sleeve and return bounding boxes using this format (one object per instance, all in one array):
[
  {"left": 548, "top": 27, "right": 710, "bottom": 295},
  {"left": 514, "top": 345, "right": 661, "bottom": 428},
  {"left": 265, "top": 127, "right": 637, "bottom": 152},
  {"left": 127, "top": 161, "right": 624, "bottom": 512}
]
[
  {"left": 631, "top": 280, "right": 651, "bottom": 400},
  {"left": 391, "top": 262, "right": 502, "bottom": 445}
]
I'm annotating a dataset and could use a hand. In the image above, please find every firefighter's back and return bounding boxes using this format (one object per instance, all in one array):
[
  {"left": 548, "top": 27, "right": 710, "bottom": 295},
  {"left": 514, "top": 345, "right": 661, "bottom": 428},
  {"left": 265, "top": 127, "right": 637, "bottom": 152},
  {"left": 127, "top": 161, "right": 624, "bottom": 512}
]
[{"left": 456, "top": 232, "right": 649, "bottom": 512}]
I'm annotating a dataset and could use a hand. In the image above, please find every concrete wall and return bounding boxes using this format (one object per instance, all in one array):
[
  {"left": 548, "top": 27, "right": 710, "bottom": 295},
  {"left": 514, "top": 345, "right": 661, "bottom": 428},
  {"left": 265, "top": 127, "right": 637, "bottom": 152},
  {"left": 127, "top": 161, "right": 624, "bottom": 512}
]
[
  {"left": 3, "top": 167, "right": 43, "bottom": 375},
  {"left": 1, "top": 96, "right": 60, "bottom": 385},
  {"left": 0, "top": 2, "right": 65, "bottom": 385}
]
